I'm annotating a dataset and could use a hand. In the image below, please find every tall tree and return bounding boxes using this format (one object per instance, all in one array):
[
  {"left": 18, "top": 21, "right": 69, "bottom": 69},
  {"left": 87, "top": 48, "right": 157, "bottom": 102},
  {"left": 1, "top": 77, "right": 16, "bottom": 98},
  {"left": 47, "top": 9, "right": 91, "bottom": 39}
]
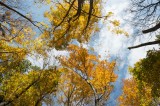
[
  {"left": 58, "top": 44, "right": 117, "bottom": 106},
  {"left": 119, "top": 49, "right": 160, "bottom": 106},
  {"left": 129, "top": 49, "right": 160, "bottom": 97},
  {"left": 0, "top": 59, "right": 60, "bottom": 106},
  {"left": 118, "top": 78, "right": 152, "bottom": 106}
]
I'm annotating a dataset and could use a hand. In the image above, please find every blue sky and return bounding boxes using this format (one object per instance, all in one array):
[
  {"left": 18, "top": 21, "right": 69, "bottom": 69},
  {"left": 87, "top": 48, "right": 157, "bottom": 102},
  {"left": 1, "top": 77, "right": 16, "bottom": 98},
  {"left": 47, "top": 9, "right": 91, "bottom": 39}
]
[{"left": 26, "top": 0, "right": 159, "bottom": 105}]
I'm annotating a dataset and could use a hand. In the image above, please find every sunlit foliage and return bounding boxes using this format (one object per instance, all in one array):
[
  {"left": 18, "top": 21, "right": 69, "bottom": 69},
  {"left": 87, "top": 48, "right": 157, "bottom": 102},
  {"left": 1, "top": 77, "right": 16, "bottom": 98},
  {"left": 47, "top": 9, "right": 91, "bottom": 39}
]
[
  {"left": 119, "top": 78, "right": 152, "bottom": 106},
  {"left": 58, "top": 44, "right": 117, "bottom": 105}
]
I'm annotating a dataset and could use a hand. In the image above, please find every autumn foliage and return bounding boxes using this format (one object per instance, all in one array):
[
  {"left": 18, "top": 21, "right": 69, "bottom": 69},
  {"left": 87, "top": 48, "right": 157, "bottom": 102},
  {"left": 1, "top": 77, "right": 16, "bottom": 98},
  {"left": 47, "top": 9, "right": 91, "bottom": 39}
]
[
  {"left": 58, "top": 44, "right": 117, "bottom": 105},
  {"left": 0, "top": 0, "right": 159, "bottom": 105}
]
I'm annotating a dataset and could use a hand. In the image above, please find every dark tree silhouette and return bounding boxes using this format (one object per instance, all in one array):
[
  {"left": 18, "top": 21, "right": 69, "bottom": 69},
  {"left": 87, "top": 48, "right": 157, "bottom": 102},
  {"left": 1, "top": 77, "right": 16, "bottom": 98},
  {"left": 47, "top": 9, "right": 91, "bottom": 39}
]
[
  {"left": 130, "top": 0, "right": 160, "bottom": 33},
  {"left": 128, "top": 0, "right": 160, "bottom": 49}
]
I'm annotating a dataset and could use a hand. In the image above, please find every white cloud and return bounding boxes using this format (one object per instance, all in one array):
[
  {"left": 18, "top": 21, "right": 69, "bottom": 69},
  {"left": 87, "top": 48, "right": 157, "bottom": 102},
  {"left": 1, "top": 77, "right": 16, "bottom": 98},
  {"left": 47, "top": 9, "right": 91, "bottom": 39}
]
[
  {"left": 97, "top": 0, "right": 159, "bottom": 71},
  {"left": 96, "top": 0, "right": 131, "bottom": 60}
]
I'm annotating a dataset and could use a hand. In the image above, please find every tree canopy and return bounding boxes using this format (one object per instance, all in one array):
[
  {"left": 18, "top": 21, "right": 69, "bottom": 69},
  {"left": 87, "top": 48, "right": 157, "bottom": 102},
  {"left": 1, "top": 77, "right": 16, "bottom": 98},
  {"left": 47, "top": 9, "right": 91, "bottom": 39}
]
[{"left": 0, "top": 0, "right": 159, "bottom": 105}]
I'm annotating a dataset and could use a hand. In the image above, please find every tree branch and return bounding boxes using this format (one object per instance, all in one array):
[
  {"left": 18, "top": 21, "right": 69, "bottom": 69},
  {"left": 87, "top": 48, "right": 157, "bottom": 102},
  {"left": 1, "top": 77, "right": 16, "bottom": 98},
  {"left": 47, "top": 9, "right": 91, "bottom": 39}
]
[
  {"left": 128, "top": 40, "right": 160, "bottom": 50},
  {"left": 52, "top": 0, "right": 76, "bottom": 32},
  {"left": 85, "top": 0, "right": 93, "bottom": 29},
  {"left": 142, "top": 22, "right": 160, "bottom": 34},
  {"left": 65, "top": 1, "right": 108, "bottom": 19},
  {"left": 0, "top": 1, "right": 42, "bottom": 32}
]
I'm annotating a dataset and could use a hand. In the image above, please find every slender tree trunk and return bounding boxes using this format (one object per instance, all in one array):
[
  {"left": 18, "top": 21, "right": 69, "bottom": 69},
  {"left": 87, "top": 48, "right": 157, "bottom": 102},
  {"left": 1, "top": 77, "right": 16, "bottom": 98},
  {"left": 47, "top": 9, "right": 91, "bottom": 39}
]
[
  {"left": 95, "top": 100, "right": 97, "bottom": 106},
  {"left": 95, "top": 98, "right": 99, "bottom": 106},
  {"left": 67, "top": 96, "right": 70, "bottom": 106}
]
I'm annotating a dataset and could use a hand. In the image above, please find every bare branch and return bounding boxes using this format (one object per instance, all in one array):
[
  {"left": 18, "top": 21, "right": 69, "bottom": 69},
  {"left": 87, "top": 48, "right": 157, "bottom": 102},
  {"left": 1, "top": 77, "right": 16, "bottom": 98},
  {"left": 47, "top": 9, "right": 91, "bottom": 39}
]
[
  {"left": 142, "top": 22, "right": 160, "bottom": 34},
  {"left": 0, "top": 1, "right": 42, "bottom": 32},
  {"left": 128, "top": 40, "right": 160, "bottom": 50}
]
